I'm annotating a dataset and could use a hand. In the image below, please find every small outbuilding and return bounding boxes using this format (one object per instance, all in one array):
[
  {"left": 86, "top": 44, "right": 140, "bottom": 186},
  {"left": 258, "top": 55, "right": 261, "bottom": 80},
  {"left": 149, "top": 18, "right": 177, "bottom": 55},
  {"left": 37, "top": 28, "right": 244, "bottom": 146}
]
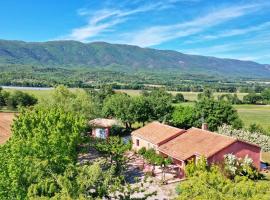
[{"left": 89, "top": 118, "right": 120, "bottom": 139}]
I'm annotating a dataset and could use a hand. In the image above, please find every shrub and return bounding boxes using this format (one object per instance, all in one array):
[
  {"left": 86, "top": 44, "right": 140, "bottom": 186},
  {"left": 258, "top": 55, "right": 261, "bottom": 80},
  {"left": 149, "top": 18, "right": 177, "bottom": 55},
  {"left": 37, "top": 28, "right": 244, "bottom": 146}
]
[
  {"left": 138, "top": 147, "right": 147, "bottom": 155},
  {"left": 223, "top": 154, "right": 263, "bottom": 180},
  {"left": 218, "top": 124, "right": 270, "bottom": 151}
]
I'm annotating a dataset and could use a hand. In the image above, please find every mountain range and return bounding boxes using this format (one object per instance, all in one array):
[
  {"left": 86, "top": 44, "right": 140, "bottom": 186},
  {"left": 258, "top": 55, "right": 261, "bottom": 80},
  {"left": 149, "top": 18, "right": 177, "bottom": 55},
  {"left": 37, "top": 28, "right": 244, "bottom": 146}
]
[{"left": 0, "top": 39, "right": 269, "bottom": 79}]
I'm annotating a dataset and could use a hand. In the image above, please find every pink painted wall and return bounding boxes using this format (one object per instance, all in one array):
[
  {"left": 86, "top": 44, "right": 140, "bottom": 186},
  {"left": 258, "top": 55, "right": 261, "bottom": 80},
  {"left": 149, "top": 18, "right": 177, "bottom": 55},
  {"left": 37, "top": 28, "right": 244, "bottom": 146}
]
[{"left": 208, "top": 141, "right": 261, "bottom": 169}]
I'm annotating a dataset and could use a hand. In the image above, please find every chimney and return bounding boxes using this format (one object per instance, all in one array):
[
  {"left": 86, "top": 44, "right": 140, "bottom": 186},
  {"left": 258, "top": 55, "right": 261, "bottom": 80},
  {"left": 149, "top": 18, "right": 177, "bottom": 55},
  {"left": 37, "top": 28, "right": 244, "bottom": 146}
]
[{"left": 202, "top": 123, "right": 208, "bottom": 131}]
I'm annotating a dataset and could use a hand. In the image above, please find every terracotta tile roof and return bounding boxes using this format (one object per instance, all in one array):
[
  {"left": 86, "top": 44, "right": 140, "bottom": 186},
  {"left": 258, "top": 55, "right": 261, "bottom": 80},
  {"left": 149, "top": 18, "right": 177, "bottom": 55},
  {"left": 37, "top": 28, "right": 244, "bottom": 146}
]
[
  {"left": 89, "top": 118, "right": 120, "bottom": 128},
  {"left": 131, "top": 121, "right": 185, "bottom": 145},
  {"left": 0, "top": 112, "right": 16, "bottom": 144},
  {"left": 158, "top": 127, "right": 237, "bottom": 161}
]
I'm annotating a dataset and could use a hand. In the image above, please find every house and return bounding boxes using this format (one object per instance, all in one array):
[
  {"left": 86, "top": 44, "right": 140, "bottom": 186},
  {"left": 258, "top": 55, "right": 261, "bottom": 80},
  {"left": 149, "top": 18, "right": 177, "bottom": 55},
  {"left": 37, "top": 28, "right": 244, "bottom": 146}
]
[
  {"left": 89, "top": 118, "right": 120, "bottom": 139},
  {"left": 131, "top": 122, "right": 261, "bottom": 178},
  {"left": 131, "top": 121, "right": 185, "bottom": 152}
]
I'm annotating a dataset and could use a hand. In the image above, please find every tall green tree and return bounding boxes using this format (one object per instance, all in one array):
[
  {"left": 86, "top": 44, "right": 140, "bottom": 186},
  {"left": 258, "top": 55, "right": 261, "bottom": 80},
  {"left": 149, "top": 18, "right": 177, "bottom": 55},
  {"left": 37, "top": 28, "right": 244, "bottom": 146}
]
[
  {"left": 195, "top": 98, "right": 243, "bottom": 131},
  {"left": 0, "top": 107, "right": 86, "bottom": 199},
  {"left": 171, "top": 106, "right": 198, "bottom": 129},
  {"left": 261, "top": 88, "right": 270, "bottom": 104},
  {"left": 40, "top": 85, "right": 99, "bottom": 119},
  {"left": 143, "top": 89, "right": 173, "bottom": 122},
  {"left": 102, "top": 93, "right": 135, "bottom": 129}
]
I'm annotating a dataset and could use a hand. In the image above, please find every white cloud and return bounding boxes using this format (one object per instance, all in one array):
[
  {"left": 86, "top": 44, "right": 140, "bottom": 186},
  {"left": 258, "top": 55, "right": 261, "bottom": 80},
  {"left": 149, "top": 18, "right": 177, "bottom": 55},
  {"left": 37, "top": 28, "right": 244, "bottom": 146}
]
[
  {"left": 61, "top": 1, "right": 179, "bottom": 41},
  {"left": 120, "top": 2, "right": 269, "bottom": 46}
]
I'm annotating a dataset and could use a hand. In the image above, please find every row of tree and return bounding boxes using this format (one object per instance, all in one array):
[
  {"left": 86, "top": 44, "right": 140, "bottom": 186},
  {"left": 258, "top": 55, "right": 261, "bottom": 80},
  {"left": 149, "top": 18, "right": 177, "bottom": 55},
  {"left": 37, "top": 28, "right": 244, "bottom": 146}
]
[
  {"left": 243, "top": 89, "right": 270, "bottom": 104},
  {"left": 0, "top": 87, "right": 37, "bottom": 109}
]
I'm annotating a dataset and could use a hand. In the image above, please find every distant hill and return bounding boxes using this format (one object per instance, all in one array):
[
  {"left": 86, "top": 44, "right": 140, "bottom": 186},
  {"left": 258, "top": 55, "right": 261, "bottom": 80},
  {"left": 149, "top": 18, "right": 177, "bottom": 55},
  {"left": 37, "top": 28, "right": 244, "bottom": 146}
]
[{"left": 0, "top": 39, "right": 269, "bottom": 78}]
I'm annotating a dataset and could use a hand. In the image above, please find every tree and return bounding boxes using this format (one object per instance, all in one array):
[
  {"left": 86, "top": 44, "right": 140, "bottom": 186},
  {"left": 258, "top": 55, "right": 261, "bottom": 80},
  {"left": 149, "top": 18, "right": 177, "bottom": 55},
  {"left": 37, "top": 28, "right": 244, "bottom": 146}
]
[
  {"left": 218, "top": 94, "right": 242, "bottom": 104},
  {"left": 176, "top": 165, "right": 270, "bottom": 200},
  {"left": 143, "top": 89, "right": 173, "bottom": 122},
  {"left": 2, "top": 90, "right": 38, "bottom": 109},
  {"left": 243, "top": 93, "right": 262, "bottom": 104},
  {"left": 173, "top": 93, "right": 185, "bottom": 103},
  {"left": 261, "top": 88, "right": 270, "bottom": 104},
  {"left": 0, "top": 107, "right": 86, "bottom": 199},
  {"left": 40, "top": 85, "right": 99, "bottom": 119},
  {"left": 171, "top": 106, "right": 198, "bottom": 129},
  {"left": 95, "top": 136, "right": 131, "bottom": 174},
  {"left": 132, "top": 96, "right": 153, "bottom": 125},
  {"left": 195, "top": 98, "right": 243, "bottom": 131},
  {"left": 102, "top": 93, "right": 135, "bottom": 129},
  {"left": 197, "top": 88, "right": 214, "bottom": 100}
]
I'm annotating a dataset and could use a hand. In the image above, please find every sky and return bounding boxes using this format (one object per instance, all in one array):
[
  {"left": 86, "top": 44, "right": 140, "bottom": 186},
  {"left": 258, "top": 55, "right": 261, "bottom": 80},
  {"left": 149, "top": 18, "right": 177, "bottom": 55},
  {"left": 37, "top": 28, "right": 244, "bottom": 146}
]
[{"left": 0, "top": 0, "right": 270, "bottom": 63}]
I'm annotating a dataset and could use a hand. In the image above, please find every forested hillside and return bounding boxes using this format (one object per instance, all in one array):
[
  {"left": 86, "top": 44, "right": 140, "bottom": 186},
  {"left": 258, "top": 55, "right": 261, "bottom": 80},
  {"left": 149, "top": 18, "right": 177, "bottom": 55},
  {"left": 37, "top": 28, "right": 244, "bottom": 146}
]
[{"left": 0, "top": 39, "right": 269, "bottom": 78}]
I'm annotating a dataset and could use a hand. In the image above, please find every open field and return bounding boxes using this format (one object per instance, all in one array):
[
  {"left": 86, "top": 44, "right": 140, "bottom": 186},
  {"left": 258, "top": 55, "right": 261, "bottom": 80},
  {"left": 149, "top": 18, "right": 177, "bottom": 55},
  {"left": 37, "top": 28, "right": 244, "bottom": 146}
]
[
  {"left": 0, "top": 112, "right": 15, "bottom": 144},
  {"left": 234, "top": 105, "right": 270, "bottom": 131},
  {"left": 4, "top": 88, "right": 54, "bottom": 100},
  {"left": 115, "top": 89, "right": 248, "bottom": 101}
]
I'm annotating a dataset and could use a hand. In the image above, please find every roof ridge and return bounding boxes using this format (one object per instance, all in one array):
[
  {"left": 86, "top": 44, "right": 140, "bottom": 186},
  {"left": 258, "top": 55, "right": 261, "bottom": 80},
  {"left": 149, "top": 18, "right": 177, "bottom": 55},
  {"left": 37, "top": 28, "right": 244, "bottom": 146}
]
[
  {"left": 153, "top": 121, "right": 183, "bottom": 130},
  {"left": 189, "top": 127, "right": 237, "bottom": 141}
]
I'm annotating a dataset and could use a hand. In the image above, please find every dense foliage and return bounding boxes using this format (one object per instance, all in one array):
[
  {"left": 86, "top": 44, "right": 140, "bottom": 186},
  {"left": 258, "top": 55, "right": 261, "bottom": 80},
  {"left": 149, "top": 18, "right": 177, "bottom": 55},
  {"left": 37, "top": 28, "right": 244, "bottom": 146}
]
[
  {"left": 171, "top": 106, "right": 197, "bottom": 129},
  {"left": 0, "top": 88, "right": 37, "bottom": 109},
  {"left": 102, "top": 89, "right": 173, "bottom": 129},
  {"left": 172, "top": 93, "right": 243, "bottom": 131},
  {"left": 0, "top": 107, "right": 86, "bottom": 199},
  {"left": 218, "top": 124, "right": 270, "bottom": 152},
  {"left": 176, "top": 165, "right": 270, "bottom": 200},
  {"left": 39, "top": 85, "right": 100, "bottom": 119}
]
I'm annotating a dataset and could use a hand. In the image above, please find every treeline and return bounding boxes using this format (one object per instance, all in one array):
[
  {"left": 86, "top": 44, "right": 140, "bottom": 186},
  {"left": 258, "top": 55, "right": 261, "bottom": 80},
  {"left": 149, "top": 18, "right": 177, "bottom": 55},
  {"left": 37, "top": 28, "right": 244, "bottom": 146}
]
[
  {"left": 85, "top": 86, "right": 243, "bottom": 132},
  {"left": 242, "top": 89, "right": 270, "bottom": 104},
  {"left": 1, "top": 65, "right": 270, "bottom": 93},
  {"left": 0, "top": 87, "right": 37, "bottom": 109}
]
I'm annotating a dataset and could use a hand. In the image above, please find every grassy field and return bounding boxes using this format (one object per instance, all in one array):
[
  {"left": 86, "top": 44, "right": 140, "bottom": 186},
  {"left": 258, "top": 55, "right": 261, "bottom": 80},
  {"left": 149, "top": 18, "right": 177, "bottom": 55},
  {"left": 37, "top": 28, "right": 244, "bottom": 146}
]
[
  {"left": 115, "top": 89, "right": 248, "bottom": 101},
  {"left": 234, "top": 104, "right": 270, "bottom": 130},
  {"left": 3, "top": 88, "right": 269, "bottom": 131},
  {"left": 4, "top": 88, "right": 54, "bottom": 100}
]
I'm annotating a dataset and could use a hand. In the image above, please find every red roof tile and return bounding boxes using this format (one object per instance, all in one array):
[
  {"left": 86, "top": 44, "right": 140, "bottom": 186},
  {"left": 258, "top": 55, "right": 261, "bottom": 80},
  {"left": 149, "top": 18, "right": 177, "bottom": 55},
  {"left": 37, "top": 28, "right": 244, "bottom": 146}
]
[
  {"left": 158, "top": 127, "right": 238, "bottom": 161},
  {"left": 131, "top": 121, "right": 185, "bottom": 145}
]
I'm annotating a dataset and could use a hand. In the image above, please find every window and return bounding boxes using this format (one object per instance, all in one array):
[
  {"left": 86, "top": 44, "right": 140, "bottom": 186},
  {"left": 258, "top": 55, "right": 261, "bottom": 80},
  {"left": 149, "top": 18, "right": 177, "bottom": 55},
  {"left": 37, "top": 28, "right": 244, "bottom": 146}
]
[{"left": 136, "top": 139, "right": 140, "bottom": 146}]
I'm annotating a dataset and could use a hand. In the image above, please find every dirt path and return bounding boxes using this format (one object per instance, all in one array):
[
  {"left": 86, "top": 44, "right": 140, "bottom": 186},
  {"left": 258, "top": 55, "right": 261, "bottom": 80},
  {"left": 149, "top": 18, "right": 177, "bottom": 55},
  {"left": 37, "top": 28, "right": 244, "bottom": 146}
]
[{"left": 0, "top": 113, "right": 15, "bottom": 144}]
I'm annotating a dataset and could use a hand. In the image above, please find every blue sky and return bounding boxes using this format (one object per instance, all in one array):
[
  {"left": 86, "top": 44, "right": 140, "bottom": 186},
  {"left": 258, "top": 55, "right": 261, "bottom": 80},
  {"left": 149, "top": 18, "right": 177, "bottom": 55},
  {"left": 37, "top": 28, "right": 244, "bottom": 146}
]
[{"left": 1, "top": 0, "right": 270, "bottom": 63}]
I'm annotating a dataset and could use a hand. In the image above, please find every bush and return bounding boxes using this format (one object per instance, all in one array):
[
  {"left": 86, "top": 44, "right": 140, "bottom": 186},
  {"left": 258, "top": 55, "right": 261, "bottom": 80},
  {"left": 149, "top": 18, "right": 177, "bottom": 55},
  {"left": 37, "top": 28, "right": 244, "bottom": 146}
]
[
  {"left": 138, "top": 147, "right": 146, "bottom": 155},
  {"left": 173, "top": 93, "right": 185, "bottom": 103},
  {"left": 223, "top": 154, "right": 263, "bottom": 180}
]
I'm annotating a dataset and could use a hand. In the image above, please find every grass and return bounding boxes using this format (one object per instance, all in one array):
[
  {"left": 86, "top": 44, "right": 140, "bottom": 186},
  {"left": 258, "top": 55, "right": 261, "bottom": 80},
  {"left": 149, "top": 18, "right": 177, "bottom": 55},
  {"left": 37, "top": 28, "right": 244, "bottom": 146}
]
[
  {"left": 4, "top": 88, "right": 53, "bottom": 100},
  {"left": 116, "top": 89, "right": 247, "bottom": 101},
  {"left": 234, "top": 105, "right": 270, "bottom": 131}
]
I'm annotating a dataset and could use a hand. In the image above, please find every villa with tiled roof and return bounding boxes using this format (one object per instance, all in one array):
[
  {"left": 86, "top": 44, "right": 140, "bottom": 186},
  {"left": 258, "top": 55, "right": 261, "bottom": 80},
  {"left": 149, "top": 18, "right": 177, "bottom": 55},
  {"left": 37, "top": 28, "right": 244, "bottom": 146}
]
[{"left": 131, "top": 122, "right": 261, "bottom": 178}]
